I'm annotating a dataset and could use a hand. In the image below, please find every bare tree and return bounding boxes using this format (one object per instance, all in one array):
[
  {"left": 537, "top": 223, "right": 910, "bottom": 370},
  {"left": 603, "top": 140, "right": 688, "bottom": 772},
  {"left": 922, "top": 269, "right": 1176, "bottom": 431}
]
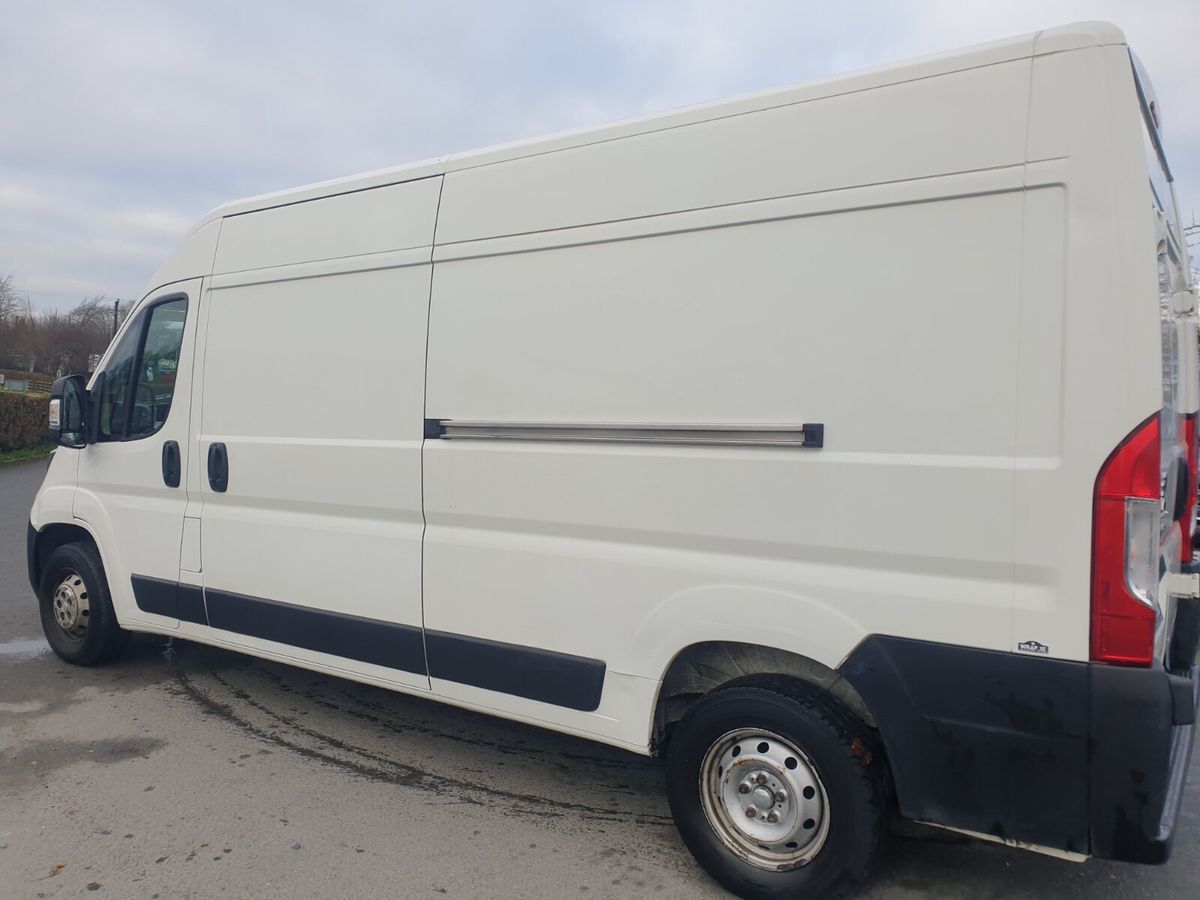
[
  {"left": 0, "top": 274, "right": 19, "bottom": 322},
  {"left": 0, "top": 283, "right": 122, "bottom": 375},
  {"left": 0, "top": 275, "right": 22, "bottom": 369}
]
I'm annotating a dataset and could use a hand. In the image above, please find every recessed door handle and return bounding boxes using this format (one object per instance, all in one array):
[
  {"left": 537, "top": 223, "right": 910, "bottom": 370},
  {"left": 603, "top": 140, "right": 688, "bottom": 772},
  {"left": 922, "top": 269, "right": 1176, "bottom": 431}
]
[
  {"left": 207, "top": 442, "right": 229, "bottom": 493},
  {"left": 161, "top": 440, "right": 180, "bottom": 488}
]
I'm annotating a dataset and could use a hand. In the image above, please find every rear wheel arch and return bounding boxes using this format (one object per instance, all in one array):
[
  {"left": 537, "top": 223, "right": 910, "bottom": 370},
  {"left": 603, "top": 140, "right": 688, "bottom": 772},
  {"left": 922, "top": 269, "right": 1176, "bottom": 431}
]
[{"left": 650, "top": 641, "right": 879, "bottom": 756}]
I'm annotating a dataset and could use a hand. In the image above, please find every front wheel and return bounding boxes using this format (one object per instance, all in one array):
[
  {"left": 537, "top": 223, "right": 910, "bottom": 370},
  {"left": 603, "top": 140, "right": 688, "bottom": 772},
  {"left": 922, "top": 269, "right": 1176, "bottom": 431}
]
[
  {"left": 666, "top": 682, "right": 885, "bottom": 899},
  {"left": 38, "top": 541, "right": 128, "bottom": 666}
]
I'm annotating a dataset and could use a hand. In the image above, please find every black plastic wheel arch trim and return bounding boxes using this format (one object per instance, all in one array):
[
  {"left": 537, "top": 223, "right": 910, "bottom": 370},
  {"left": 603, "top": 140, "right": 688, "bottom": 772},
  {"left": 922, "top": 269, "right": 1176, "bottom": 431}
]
[{"left": 838, "top": 634, "right": 1199, "bottom": 863}]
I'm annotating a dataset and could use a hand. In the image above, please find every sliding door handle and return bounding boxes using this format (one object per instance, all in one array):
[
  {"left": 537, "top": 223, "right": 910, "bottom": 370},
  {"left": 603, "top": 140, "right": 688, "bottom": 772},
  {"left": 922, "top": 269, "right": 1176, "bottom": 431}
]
[{"left": 207, "top": 442, "right": 229, "bottom": 493}]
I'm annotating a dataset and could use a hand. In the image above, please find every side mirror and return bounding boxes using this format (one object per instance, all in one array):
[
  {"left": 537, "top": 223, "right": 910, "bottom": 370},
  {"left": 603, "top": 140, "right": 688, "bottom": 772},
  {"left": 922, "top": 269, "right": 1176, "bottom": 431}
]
[{"left": 48, "top": 375, "right": 88, "bottom": 448}]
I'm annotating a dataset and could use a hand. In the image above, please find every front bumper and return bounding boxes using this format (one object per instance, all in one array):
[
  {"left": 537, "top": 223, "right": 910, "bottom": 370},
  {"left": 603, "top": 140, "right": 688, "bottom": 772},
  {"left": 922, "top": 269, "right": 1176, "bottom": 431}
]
[{"left": 840, "top": 635, "right": 1197, "bottom": 861}]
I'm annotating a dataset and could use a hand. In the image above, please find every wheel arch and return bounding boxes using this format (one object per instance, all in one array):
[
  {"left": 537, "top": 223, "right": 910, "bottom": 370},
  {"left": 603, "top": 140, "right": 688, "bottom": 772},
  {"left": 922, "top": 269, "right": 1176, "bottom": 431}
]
[
  {"left": 29, "top": 521, "right": 101, "bottom": 592},
  {"left": 650, "top": 641, "right": 878, "bottom": 756}
]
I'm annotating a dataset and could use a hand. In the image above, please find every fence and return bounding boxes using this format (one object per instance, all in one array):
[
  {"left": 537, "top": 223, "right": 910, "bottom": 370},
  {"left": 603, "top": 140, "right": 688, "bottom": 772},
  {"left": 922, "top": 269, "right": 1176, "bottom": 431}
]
[{"left": 0, "top": 372, "right": 53, "bottom": 394}]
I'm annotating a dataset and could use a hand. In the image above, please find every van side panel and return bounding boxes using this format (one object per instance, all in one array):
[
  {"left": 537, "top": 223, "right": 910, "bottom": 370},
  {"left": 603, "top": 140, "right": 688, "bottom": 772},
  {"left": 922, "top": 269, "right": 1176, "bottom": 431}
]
[
  {"left": 213, "top": 177, "right": 441, "bottom": 272},
  {"left": 436, "top": 58, "right": 1032, "bottom": 243},
  {"left": 425, "top": 168, "right": 1025, "bottom": 720},
  {"left": 1010, "top": 43, "right": 1163, "bottom": 662}
]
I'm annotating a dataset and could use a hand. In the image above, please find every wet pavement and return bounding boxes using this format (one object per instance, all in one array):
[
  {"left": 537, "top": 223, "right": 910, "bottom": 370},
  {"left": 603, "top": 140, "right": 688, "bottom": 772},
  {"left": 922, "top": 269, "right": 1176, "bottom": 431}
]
[{"left": 2, "top": 456, "right": 1198, "bottom": 898}]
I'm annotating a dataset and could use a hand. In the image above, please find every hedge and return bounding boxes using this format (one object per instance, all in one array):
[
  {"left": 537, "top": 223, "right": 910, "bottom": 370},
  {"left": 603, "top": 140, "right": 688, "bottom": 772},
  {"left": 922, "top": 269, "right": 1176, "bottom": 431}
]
[{"left": 0, "top": 392, "right": 48, "bottom": 451}]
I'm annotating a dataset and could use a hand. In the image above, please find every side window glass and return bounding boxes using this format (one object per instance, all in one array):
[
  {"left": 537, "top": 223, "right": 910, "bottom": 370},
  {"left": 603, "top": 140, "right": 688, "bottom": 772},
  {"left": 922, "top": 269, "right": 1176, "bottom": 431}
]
[
  {"left": 131, "top": 299, "right": 187, "bottom": 438},
  {"left": 97, "top": 315, "right": 143, "bottom": 441},
  {"left": 96, "top": 296, "right": 188, "bottom": 442}
]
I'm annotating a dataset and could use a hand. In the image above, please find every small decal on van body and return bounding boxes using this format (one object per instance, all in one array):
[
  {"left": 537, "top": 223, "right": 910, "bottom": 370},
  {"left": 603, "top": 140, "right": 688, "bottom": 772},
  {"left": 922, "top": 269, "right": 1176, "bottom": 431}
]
[{"left": 1017, "top": 640, "right": 1050, "bottom": 655}]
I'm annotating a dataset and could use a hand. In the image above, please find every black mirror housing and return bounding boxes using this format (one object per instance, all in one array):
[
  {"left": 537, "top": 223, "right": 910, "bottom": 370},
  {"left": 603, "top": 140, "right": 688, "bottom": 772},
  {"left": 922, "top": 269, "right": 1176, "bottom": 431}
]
[{"left": 48, "top": 375, "right": 89, "bottom": 448}]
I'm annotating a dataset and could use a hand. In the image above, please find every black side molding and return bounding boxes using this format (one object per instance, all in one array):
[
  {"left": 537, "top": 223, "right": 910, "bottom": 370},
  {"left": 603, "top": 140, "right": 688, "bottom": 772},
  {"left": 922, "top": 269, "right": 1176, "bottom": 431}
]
[
  {"left": 128, "top": 576, "right": 610, "bottom": 713},
  {"left": 205, "top": 588, "right": 428, "bottom": 676},
  {"left": 426, "top": 630, "right": 606, "bottom": 712},
  {"left": 131, "top": 575, "right": 207, "bottom": 625}
]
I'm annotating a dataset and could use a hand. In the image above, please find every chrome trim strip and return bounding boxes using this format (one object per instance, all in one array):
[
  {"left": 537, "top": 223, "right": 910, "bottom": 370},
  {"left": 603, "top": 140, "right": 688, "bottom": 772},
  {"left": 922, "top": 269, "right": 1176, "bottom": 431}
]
[{"left": 431, "top": 420, "right": 824, "bottom": 448}]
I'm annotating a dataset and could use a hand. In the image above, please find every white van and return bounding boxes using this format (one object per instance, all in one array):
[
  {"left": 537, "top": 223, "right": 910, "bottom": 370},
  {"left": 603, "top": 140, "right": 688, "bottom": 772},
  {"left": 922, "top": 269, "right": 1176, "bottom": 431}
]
[{"left": 27, "top": 21, "right": 1198, "bottom": 898}]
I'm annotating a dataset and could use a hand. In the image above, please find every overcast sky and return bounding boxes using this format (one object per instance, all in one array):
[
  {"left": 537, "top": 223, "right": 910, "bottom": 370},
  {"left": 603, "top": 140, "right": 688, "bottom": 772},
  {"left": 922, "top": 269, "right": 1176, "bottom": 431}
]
[{"left": 2, "top": 0, "right": 1197, "bottom": 312}]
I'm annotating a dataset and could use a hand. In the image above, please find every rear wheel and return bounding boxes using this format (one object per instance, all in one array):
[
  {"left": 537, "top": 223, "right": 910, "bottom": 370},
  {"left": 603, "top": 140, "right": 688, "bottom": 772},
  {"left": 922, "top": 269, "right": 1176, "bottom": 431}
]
[
  {"left": 666, "top": 682, "right": 884, "bottom": 899},
  {"left": 38, "top": 542, "right": 127, "bottom": 666}
]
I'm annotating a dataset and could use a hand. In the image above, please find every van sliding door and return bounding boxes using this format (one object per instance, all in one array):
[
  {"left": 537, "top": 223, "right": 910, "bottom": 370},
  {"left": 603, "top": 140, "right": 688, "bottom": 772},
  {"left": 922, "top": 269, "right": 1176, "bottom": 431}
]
[{"left": 193, "top": 178, "right": 441, "bottom": 688}]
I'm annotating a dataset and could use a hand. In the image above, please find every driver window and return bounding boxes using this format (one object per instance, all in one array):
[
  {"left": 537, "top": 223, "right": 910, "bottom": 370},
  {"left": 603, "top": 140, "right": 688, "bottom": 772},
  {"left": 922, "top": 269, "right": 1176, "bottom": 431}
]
[{"left": 97, "top": 296, "right": 188, "bottom": 442}]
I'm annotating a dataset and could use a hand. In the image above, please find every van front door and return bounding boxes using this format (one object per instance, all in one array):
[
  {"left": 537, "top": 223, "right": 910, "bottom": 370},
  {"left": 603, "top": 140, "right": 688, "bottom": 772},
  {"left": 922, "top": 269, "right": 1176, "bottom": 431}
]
[{"left": 74, "top": 280, "right": 201, "bottom": 628}]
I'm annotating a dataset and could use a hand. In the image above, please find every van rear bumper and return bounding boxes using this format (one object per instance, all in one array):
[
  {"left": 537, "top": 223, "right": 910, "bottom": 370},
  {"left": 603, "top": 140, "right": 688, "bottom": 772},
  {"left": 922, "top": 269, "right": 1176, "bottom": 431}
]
[
  {"left": 839, "top": 636, "right": 1197, "bottom": 862},
  {"left": 1089, "top": 660, "right": 1197, "bottom": 861}
]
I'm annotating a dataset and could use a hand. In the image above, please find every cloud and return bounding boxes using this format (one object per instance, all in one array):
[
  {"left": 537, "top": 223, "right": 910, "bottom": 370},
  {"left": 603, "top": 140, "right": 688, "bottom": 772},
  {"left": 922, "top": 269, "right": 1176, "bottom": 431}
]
[{"left": 2, "top": 0, "right": 1196, "bottom": 310}]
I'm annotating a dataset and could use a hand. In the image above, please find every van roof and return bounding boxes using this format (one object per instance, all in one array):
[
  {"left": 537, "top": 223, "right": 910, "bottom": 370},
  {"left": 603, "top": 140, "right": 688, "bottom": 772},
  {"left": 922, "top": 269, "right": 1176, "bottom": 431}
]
[{"left": 179, "top": 21, "right": 1126, "bottom": 234}]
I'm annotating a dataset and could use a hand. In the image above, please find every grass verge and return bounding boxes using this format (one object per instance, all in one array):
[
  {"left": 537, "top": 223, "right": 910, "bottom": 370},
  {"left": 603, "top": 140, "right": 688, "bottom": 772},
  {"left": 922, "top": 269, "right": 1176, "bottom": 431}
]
[{"left": 0, "top": 444, "right": 54, "bottom": 464}]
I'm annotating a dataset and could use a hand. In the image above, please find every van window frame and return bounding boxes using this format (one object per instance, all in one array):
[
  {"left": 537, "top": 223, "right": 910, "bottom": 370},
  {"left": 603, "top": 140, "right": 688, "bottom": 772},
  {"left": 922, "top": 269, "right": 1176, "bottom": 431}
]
[{"left": 101, "top": 291, "right": 189, "bottom": 443}]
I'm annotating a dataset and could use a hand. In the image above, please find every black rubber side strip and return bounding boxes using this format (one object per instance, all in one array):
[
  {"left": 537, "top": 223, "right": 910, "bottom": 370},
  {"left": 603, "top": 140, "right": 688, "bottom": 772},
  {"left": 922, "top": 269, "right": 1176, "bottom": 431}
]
[
  {"left": 177, "top": 583, "right": 207, "bottom": 626},
  {"left": 131, "top": 574, "right": 208, "bottom": 625},
  {"left": 131, "top": 574, "right": 180, "bottom": 618},
  {"left": 425, "top": 629, "right": 606, "bottom": 712},
  {"left": 130, "top": 575, "right": 608, "bottom": 712},
  {"left": 204, "top": 588, "right": 428, "bottom": 676}
]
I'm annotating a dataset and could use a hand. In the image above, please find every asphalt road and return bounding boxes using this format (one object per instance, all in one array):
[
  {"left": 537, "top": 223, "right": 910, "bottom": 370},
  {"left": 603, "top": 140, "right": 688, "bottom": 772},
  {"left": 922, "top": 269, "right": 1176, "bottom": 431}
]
[{"left": 2, "top": 456, "right": 1199, "bottom": 899}]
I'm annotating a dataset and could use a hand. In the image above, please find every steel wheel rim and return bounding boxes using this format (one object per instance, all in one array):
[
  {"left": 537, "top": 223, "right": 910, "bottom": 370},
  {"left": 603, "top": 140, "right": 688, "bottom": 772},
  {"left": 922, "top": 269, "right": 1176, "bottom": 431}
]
[
  {"left": 698, "top": 728, "right": 830, "bottom": 870},
  {"left": 50, "top": 571, "right": 90, "bottom": 642}
]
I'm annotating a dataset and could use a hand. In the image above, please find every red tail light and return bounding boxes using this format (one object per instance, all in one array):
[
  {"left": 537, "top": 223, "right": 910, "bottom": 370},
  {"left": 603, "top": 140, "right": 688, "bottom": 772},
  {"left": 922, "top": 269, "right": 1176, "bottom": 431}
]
[{"left": 1091, "top": 414, "right": 1160, "bottom": 666}]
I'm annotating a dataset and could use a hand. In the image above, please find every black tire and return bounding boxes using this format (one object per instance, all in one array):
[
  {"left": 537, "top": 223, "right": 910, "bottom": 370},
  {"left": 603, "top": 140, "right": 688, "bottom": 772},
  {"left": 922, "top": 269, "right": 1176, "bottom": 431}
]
[
  {"left": 666, "top": 681, "right": 885, "bottom": 900},
  {"left": 38, "top": 541, "right": 128, "bottom": 666}
]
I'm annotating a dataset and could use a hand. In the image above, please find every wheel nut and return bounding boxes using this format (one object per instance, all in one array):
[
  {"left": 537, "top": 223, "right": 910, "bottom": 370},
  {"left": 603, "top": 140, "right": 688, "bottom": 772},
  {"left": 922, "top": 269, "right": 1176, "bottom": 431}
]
[
  {"left": 755, "top": 773, "right": 767, "bottom": 785},
  {"left": 745, "top": 807, "right": 757, "bottom": 818},
  {"left": 774, "top": 790, "right": 787, "bottom": 803},
  {"left": 767, "top": 811, "right": 780, "bottom": 824},
  {"left": 738, "top": 783, "right": 750, "bottom": 795}
]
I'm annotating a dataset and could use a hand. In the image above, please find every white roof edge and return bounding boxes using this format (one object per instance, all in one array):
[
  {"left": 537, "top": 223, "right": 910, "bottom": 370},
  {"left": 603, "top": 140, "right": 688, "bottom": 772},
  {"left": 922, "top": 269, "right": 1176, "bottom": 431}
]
[
  {"left": 1033, "top": 20, "right": 1127, "bottom": 56},
  {"left": 198, "top": 20, "right": 1123, "bottom": 223}
]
